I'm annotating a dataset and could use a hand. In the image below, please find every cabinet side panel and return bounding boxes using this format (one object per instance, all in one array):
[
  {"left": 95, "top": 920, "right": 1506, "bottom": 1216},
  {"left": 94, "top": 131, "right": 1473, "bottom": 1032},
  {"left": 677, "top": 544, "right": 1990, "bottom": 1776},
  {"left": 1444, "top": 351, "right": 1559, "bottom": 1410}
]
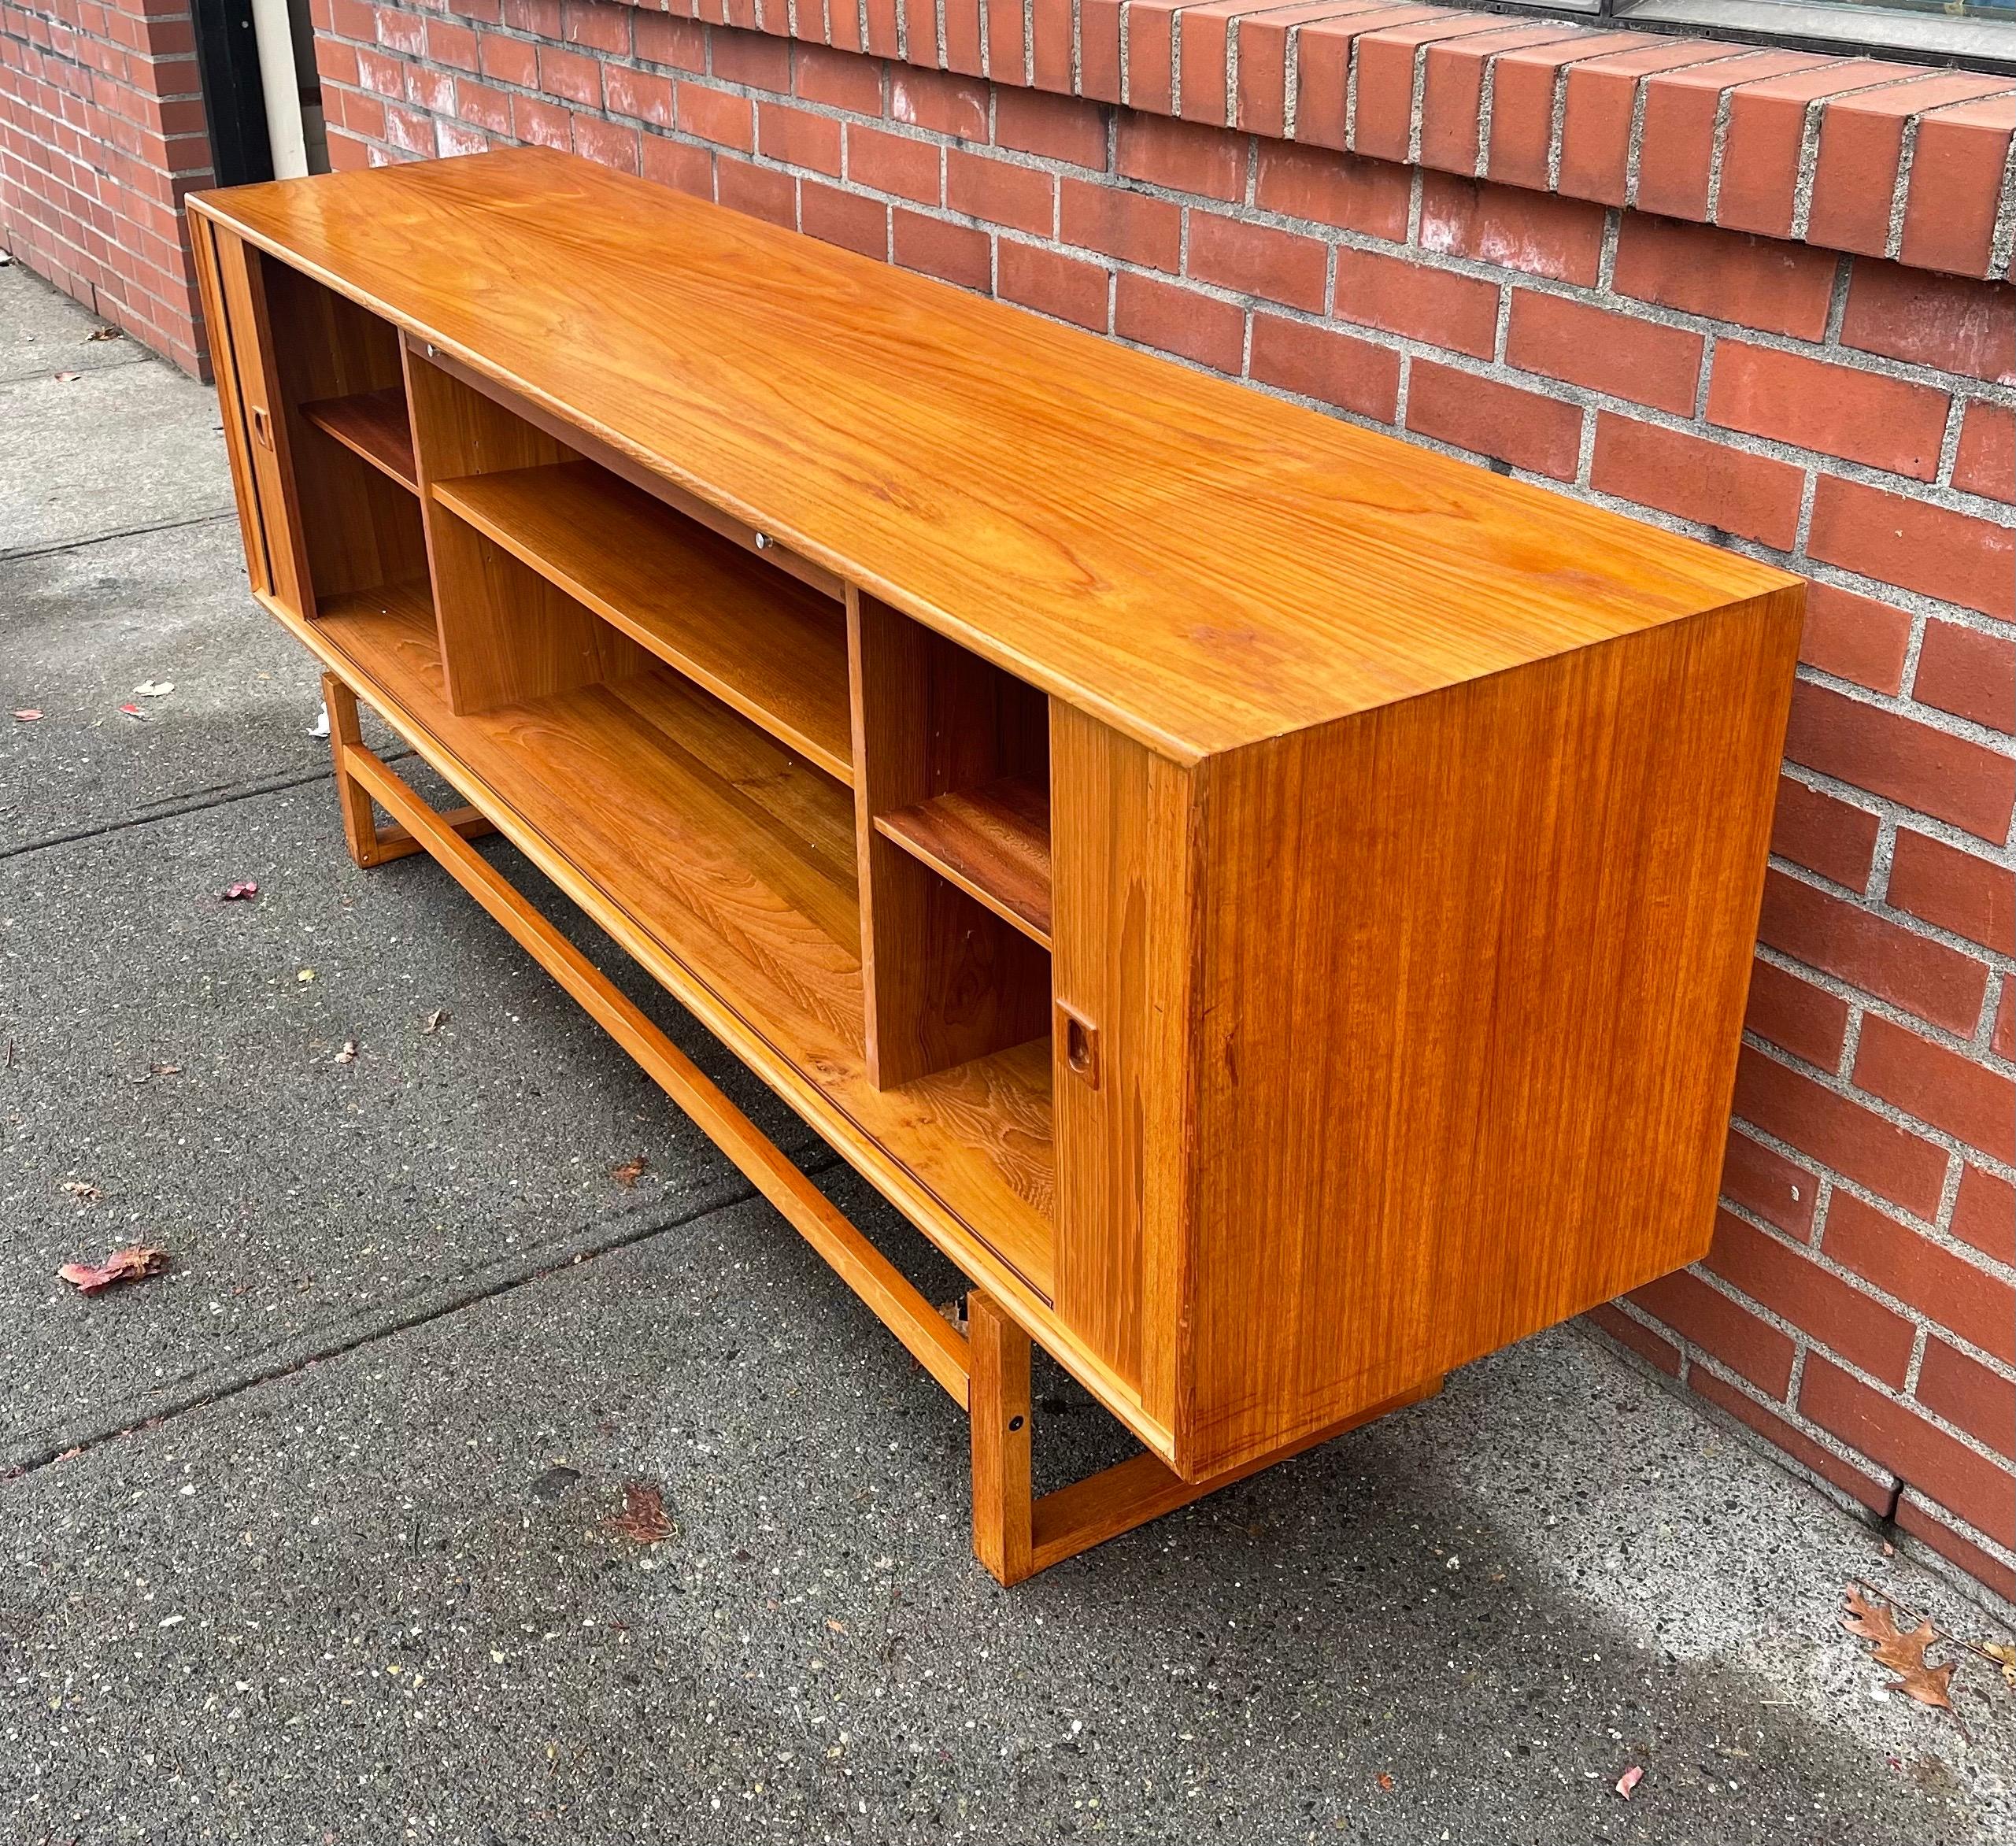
[
  {"left": 1051, "top": 705, "right": 1197, "bottom": 1422},
  {"left": 1180, "top": 592, "right": 1803, "bottom": 1478}
]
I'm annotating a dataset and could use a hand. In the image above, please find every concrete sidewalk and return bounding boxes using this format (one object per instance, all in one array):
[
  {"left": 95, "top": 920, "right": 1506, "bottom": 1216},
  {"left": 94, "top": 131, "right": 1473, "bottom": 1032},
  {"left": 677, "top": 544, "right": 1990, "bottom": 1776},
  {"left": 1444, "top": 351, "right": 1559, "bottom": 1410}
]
[{"left": 2, "top": 257, "right": 2010, "bottom": 1845}]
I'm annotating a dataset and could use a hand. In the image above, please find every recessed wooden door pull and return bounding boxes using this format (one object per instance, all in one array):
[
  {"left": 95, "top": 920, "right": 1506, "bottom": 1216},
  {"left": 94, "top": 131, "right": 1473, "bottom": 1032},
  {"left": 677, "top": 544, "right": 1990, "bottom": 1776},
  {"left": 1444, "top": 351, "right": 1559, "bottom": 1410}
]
[{"left": 1056, "top": 1003, "right": 1100, "bottom": 1089}]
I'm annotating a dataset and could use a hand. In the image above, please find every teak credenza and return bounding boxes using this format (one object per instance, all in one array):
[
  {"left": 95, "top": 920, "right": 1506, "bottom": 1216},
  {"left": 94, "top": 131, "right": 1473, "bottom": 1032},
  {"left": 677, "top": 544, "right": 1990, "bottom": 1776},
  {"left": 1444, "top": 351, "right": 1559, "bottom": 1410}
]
[{"left": 188, "top": 147, "right": 1802, "bottom": 1584}]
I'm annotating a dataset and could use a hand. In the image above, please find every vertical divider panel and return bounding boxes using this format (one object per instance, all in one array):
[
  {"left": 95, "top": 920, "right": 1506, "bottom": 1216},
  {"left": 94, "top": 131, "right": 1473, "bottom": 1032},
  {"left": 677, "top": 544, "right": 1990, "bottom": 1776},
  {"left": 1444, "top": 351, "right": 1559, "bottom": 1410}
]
[
  {"left": 848, "top": 590, "right": 1052, "bottom": 1089},
  {"left": 401, "top": 337, "right": 645, "bottom": 713}
]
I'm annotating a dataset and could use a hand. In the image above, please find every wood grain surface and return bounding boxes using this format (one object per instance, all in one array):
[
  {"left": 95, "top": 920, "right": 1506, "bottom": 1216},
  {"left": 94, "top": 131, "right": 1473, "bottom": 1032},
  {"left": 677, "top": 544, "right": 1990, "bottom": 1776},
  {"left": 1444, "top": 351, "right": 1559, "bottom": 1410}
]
[
  {"left": 192, "top": 149, "right": 1798, "bottom": 764},
  {"left": 1176, "top": 592, "right": 1804, "bottom": 1474},
  {"left": 875, "top": 775, "right": 1052, "bottom": 945},
  {"left": 303, "top": 387, "right": 416, "bottom": 491},
  {"left": 435, "top": 460, "right": 854, "bottom": 782}
]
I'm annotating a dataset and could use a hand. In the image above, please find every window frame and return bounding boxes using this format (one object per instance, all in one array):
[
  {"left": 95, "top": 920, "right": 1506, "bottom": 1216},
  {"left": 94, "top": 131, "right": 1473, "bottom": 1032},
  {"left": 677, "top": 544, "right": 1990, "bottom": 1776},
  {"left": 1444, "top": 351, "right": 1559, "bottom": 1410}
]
[{"left": 1468, "top": 0, "right": 2016, "bottom": 76}]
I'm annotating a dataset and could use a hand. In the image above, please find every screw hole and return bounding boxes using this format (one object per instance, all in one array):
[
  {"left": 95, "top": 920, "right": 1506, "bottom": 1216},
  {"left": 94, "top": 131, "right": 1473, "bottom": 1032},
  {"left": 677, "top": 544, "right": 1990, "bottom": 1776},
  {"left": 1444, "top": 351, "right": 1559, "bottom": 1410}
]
[{"left": 1008, "top": 1415, "right": 1025, "bottom": 1433}]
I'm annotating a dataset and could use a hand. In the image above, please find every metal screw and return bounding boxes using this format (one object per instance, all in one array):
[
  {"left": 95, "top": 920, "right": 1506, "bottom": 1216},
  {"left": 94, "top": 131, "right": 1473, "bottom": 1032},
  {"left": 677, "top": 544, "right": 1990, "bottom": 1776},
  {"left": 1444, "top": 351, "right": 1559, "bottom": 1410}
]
[{"left": 754, "top": 531, "right": 772, "bottom": 551}]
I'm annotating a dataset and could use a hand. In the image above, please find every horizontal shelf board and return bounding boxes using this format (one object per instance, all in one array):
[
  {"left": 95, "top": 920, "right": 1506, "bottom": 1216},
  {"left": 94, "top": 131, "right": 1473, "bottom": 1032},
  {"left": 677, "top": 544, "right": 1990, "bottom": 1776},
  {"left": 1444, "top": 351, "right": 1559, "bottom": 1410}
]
[
  {"left": 316, "top": 580, "right": 1053, "bottom": 1297},
  {"left": 433, "top": 461, "right": 853, "bottom": 784},
  {"left": 302, "top": 387, "right": 416, "bottom": 491},
  {"left": 877, "top": 776, "right": 1052, "bottom": 949}
]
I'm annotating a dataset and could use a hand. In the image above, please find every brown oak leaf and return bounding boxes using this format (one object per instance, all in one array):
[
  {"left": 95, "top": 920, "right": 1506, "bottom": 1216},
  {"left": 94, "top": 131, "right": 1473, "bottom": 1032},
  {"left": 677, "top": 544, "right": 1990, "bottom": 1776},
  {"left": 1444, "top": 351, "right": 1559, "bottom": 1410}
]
[
  {"left": 612, "top": 1156, "right": 648, "bottom": 1188},
  {"left": 59, "top": 1246, "right": 168, "bottom": 1294},
  {"left": 1842, "top": 1587, "right": 1955, "bottom": 1711}
]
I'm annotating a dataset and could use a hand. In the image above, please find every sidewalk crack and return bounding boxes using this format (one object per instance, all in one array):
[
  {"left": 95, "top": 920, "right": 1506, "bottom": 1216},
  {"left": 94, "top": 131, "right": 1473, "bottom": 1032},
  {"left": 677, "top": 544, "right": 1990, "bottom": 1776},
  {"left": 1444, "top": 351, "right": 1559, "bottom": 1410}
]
[{"left": 0, "top": 1166, "right": 842, "bottom": 1483}]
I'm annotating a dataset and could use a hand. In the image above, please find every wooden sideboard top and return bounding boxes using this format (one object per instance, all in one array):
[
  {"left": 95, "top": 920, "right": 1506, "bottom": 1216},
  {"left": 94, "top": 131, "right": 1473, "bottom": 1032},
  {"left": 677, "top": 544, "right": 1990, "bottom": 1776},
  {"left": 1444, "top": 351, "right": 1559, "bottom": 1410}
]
[{"left": 193, "top": 147, "right": 1797, "bottom": 764}]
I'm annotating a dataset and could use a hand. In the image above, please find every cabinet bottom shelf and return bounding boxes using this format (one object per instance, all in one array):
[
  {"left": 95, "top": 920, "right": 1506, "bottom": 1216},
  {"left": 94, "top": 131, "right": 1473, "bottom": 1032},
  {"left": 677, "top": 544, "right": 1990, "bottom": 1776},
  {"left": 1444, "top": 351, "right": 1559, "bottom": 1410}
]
[{"left": 313, "top": 579, "right": 1056, "bottom": 1298}]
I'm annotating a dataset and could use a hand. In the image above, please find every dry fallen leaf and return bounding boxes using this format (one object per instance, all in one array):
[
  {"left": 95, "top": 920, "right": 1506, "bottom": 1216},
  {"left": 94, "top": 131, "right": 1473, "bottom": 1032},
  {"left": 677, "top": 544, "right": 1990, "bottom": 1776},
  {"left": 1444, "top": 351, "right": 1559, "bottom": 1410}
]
[
  {"left": 333, "top": 1039, "right": 358, "bottom": 1065},
  {"left": 133, "top": 679, "right": 174, "bottom": 697},
  {"left": 1374, "top": 1772, "right": 1394, "bottom": 1793},
  {"left": 605, "top": 1482, "right": 673, "bottom": 1544},
  {"left": 612, "top": 1155, "right": 648, "bottom": 1188},
  {"left": 1615, "top": 1766, "right": 1644, "bottom": 1799},
  {"left": 1842, "top": 1587, "right": 1955, "bottom": 1710},
  {"left": 219, "top": 882, "right": 258, "bottom": 901},
  {"left": 1986, "top": 1642, "right": 2016, "bottom": 1691},
  {"left": 422, "top": 1008, "right": 448, "bottom": 1034},
  {"left": 87, "top": 325, "right": 124, "bottom": 342},
  {"left": 13, "top": 708, "right": 42, "bottom": 722},
  {"left": 59, "top": 1246, "right": 168, "bottom": 1294},
  {"left": 61, "top": 1178, "right": 102, "bottom": 1204}
]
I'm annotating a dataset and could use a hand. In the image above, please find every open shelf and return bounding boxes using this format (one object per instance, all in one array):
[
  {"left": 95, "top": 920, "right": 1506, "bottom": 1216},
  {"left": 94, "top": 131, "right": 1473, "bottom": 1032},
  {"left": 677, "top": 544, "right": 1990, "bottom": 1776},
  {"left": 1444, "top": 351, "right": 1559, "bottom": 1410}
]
[
  {"left": 431, "top": 461, "right": 853, "bottom": 784},
  {"left": 877, "top": 775, "right": 1052, "bottom": 948},
  {"left": 315, "top": 579, "right": 1054, "bottom": 1297},
  {"left": 302, "top": 387, "right": 416, "bottom": 492}
]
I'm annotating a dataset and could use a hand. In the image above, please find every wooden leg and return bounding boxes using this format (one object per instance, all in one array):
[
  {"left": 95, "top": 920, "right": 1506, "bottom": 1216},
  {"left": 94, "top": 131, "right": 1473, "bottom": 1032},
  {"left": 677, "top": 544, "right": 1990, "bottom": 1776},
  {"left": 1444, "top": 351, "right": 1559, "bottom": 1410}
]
[
  {"left": 312, "top": 705, "right": 1428, "bottom": 1589},
  {"left": 969, "top": 1292, "right": 1034, "bottom": 1585},
  {"left": 321, "top": 670, "right": 495, "bottom": 868},
  {"left": 967, "top": 1286, "right": 1441, "bottom": 1585},
  {"left": 1026, "top": 1377, "right": 1439, "bottom": 1574},
  {"left": 323, "top": 673, "right": 385, "bottom": 868}
]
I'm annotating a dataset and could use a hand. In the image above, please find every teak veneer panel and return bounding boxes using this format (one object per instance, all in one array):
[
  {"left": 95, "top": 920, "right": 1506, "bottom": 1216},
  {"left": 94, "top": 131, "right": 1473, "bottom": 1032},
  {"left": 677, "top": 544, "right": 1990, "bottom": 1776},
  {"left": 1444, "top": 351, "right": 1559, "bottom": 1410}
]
[
  {"left": 435, "top": 460, "right": 854, "bottom": 784},
  {"left": 192, "top": 148, "right": 1796, "bottom": 765},
  {"left": 876, "top": 775, "right": 1052, "bottom": 946},
  {"left": 1175, "top": 597, "right": 1803, "bottom": 1474},
  {"left": 1049, "top": 706, "right": 1198, "bottom": 1409}
]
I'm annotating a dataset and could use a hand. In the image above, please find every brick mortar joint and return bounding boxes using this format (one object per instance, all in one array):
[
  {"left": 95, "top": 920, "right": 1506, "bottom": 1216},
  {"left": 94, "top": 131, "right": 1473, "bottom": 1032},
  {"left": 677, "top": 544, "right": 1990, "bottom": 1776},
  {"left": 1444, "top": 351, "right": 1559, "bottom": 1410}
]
[
  {"left": 342, "top": 28, "right": 2016, "bottom": 402},
  {"left": 358, "top": 0, "right": 2016, "bottom": 282},
  {"left": 1678, "top": 1244, "right": 2016, "bottom": 1482}
]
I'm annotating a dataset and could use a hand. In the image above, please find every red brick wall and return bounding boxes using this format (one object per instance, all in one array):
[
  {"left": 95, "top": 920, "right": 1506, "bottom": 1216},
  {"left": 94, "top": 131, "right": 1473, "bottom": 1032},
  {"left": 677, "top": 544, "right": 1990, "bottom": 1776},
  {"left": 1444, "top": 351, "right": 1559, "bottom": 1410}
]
[
  {"left": 331, "top": 0, "right": 2016, "bottom": 1600},
  {"left": 0, "top": 0, "right": 214, "bottom": 372}
]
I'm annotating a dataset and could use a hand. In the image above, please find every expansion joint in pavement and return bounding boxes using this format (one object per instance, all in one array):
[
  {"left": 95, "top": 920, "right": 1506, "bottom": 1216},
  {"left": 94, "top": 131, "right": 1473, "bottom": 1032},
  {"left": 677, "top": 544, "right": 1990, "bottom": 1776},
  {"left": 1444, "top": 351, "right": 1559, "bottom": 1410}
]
[
  {"left": 0, "top": 1163, "right": 855, "bottom": 1485},
  {"left": 0, "top": 505, "right": 235, "bottom": 566},
  {"left": 0, "top": 753, "right": 420, "bottom": 862}
]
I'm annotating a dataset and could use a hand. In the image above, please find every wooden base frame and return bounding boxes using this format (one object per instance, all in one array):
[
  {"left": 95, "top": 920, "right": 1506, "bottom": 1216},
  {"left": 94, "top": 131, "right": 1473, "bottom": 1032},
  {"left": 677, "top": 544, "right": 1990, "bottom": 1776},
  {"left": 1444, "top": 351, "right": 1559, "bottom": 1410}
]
[
  {"left": 324, "top": 674, "right": 498, "bottom": 867},
  {"left": 321, "top": 672, "right": 1442, "bottom": 1583}
]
